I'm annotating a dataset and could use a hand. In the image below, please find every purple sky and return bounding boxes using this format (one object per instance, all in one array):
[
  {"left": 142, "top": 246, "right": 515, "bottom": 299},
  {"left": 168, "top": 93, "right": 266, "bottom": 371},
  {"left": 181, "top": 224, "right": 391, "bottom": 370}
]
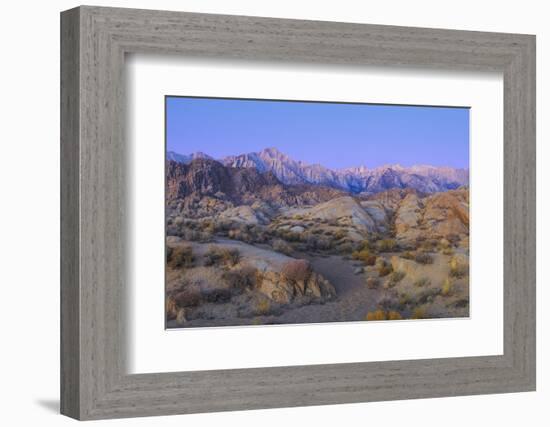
[{"left": 166, "top": 96, "right": 469, "bottom": 169}]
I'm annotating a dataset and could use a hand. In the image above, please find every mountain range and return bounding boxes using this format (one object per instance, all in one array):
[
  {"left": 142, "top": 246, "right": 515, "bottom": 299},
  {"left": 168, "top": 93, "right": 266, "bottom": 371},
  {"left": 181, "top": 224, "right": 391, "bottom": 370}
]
[{"left": 167, "top": 147, "right": 468, "bottom": 194}]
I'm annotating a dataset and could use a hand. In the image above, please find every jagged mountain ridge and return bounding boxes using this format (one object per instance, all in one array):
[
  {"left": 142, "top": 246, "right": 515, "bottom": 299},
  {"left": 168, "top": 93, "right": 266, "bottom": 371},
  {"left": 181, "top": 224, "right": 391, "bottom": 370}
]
[
  {"left": 167, "top": 147, "right": 469, "bottom": 194},
  {"left": 166, "top": 158, "right": 344, "bottom": 208}
]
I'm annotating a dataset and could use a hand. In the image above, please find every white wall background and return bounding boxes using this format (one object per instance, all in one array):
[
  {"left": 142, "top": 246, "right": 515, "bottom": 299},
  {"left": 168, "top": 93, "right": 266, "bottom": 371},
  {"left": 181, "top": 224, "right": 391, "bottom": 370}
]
[{"left": 0, "top": 0, "right": 546, "bottom": 425}]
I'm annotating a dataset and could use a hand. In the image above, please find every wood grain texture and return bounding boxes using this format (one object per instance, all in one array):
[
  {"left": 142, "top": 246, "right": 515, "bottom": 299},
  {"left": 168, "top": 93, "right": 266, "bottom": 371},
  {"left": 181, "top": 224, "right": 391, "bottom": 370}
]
[{"left": 60, "top": 6, "right": 536, "bottom": 420}]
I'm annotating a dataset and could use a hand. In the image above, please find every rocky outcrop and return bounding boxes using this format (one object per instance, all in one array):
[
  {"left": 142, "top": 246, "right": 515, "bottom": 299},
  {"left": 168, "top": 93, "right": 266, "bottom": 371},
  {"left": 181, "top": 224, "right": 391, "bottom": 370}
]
[
  {"left": 394, "top": 193, "right": 424, "bottom": 242},
  {"left": 218, "top": 205, "right": 269, "bottom": 225},
  {"left": 306, "top": 196, "right": 378, "bottom": 233},
  {"left": 422, "top": 189, "right": 469, "bottom": 238},
  {"left": 393, "top": 189, "right": 469, "bottom": 244},
  {"left": 256, "top": 268, "right": 336, "bottom": 304}
]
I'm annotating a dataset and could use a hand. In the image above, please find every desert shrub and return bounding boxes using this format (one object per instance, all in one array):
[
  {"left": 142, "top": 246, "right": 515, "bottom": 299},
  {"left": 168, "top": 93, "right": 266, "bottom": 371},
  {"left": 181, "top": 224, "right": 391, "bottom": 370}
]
[
  {"left": 204, "top": 246, "right": 240, "bottom": 267},
  {"left": 272, "top": 238, "right": 293, "bottom": 255},
  {"left": 445, "top": 233, "right": 461, "bottom": 246},
  {"left": 311, "top": 228, "right": 323, "bottom": 235},
  {"left": 401, "top": 251, "right": 415, "bottom": 260},
  {"left": 166, "top": 296, "right": 178, "bottom": 320},
  {"left": 254, "top": 298, "right": 271, "bottom": 316},
  {"left": 389, "top": 270, "right": 405, "bottom": 285},
  {"left": 175, "top": 308, "right": 187, "bottom": 325},
  {"left": 441, "top": 277, "right": 453, "bottom": 296},
  {"left": 167, "top": 245, "right": 194, "bottom": 269},
  {"left": 449, "top": 257, "right": 467, "bottom": 278},
  {"left": 172, "top": 288, "right": 202, "bottom": 308},
  {"left": 333, "top": 229, "right": 347, "bottom": 240},
  {"left": 376, "top": 238, "right": 397, "bottom": 252},
  {"left": 365, "top": 309, "right": 402, "bottom": 321},
  {"left": 222, "top": 248, "right": 240, "bottom": 266},
  {"left": 358, "top": 240, "right": 372, "bottom": 251},
  {"left": 222, "top": 265, "right": 257, "bottom": 292},
  {"left": 416, "top": 288, "right": 440, "bottom": 305},
  {"left": 442, "top": 247, "right": 455, "bottom": 256},
  {"left": 352, "top": 249, "right": 377, "bottom": 266},
  {"left": 413, "top": 277, "right": 431, "bottom": 288},
  {"left": 377, "top": 263, "right": 393, "bottom": 277},
  {"left": 398, "top": 292, "right": 412, "bottom": 308},
  {"left": 387, "top": 311, "right": 403, "bottom": 320},
  {"left": 366, "top": 277, "right": 379, "bottom": 289},
  {"left": 202, "top": 288, "right": 232, "bottom": 304},
  {"left": 365, "top": 309, "right": 387, "bottom": 321},
  {"left": 411, "top": 306, "right": 427, "bottom": 319},
  {"left": 337, "top": 242, "right": 354, "bottom": 254},
  {"left": 179, "top": 227, "right": 212, "bottom": 242},
  {"left": 282, "top": 259, "right": 312, "bottom": 282},
  {"left": 414, "top": 252, "right": 434, "bottom": 265}
]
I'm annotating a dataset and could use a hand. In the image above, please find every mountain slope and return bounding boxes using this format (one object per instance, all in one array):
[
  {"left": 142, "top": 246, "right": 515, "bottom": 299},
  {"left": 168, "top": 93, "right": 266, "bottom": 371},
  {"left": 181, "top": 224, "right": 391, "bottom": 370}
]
[{"left": 169, "top": 147, "right": 468, "bottom": 194}]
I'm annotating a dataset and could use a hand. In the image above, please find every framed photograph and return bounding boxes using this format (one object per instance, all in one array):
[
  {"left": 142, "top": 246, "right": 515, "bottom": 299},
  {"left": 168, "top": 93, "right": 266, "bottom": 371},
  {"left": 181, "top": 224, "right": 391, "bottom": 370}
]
[{"left": 61, "top": 6, "right": 536, "bottom": 420}]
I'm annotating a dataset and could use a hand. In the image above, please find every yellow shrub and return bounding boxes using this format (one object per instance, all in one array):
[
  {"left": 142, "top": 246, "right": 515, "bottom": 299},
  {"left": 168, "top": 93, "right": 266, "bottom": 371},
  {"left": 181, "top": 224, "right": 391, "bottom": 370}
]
[
  {"left": 411, "top": 307, "right": 426, "bottom": 319},
  {"left": 441, "top": 278, "right": 453, "bottom": 296},
  {"left": 387, "top": 311, "right": 403, "bottom": 320},
  {"left": 255, "top": 298, "right": 271, "bottom": 316},
  {"left": 365, "top": 309, "right": 387, "bottom": 321}
]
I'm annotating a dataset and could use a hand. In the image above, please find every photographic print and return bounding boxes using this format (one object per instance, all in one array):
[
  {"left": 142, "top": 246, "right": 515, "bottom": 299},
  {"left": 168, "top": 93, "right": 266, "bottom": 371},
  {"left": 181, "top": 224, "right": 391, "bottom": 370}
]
[{"left": 165, "top": 97, "right": 470, "bottom": 328}]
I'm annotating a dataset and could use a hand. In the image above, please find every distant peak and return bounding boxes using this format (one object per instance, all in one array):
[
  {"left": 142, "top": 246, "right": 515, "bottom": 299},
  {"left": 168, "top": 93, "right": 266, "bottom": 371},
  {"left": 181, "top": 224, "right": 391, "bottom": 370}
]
[{"left": 260, "top": 147, "right": 287, "bottom": 158}]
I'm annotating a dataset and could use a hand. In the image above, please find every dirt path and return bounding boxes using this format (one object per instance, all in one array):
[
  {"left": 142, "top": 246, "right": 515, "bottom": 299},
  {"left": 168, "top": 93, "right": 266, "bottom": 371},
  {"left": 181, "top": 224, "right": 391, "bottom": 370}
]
[{"left": 258, "top": 254, "right": 383, "bottom": 325}]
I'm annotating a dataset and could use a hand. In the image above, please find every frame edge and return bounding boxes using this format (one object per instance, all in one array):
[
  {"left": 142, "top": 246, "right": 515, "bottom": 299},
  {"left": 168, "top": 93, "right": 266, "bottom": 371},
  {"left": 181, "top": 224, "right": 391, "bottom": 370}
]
[{"left": 60, "top": 6, "right": 82, "bottom": 420}]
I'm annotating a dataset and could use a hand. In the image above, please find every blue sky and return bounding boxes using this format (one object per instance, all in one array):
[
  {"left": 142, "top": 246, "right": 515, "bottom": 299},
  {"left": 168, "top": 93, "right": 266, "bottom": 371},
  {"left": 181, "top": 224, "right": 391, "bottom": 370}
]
[{"left": 166, "top": 96, "right": 469, "bottom": 169}]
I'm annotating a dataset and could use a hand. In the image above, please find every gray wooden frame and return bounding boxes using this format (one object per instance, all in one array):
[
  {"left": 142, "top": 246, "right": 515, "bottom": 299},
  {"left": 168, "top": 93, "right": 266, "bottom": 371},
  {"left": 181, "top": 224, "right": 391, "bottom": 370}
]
[{"left": 61, "top": 5, "right": 536, "bottom": 420}]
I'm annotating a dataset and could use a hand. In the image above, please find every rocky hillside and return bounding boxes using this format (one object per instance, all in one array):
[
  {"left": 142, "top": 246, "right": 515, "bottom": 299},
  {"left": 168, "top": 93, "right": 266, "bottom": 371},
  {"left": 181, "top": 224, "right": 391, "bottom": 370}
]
[
  {"left": 167, "top": 158, "right": 344, "bottom": 209},
  {"left": 169, "top": 147, "right": 468, "bottom": 194}
]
